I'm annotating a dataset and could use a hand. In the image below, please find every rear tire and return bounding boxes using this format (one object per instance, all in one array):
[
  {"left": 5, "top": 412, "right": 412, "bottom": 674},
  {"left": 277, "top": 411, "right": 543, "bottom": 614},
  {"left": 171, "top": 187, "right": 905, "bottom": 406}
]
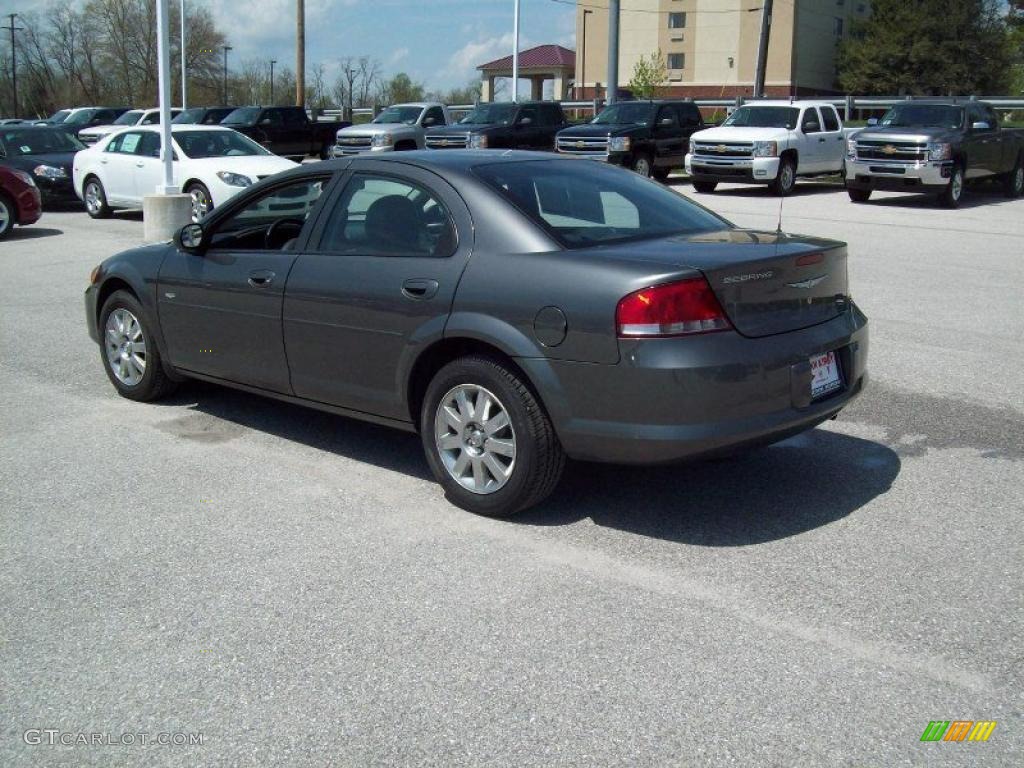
[
  {"left": 83, "top": 177, "right": 112, "bottom": 219},
  {"left": 421, "top": 356, "right": 564, "bottom": 518},
  {"left": 0, "top": 194, "right": 13, "bottom": 240},
  {"left": 98, "top": 290, "right": 178, "bottom": 402},
  {"left": 692, "top": 180, "right": 717, "bottom": 193},
  {"left": 939, "top": 165, "right": 964, "bottom": 208},
  {"left": 1002, "top": 155, "right": 1023, "bottom": 198},
  {"left": 770, "top": 157, "right": 796, "bottom": 196},
  {"left": 848, "top": 188, "right": 871, "bottom": 203}
]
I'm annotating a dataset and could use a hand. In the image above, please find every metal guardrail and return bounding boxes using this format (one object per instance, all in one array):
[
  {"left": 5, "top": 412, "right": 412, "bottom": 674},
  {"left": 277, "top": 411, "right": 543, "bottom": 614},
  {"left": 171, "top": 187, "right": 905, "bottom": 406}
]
[{"left": 314, "top": 96, "right": 1024, "bottom": 123}]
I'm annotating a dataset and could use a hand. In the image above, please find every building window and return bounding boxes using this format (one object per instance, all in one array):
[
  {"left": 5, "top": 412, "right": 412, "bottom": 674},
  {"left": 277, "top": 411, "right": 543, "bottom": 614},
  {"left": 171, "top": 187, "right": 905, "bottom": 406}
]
[
  {"left": 668, "top": 12, "right": 686, "bottom": 29},
  {"left": 857, "top": 3, "right": 866, "bottom": 12},
  {"left": 833, "top": 17, "right": 844, "bottom": 36},
  {"left": 667, "top": 53, "right": 685, "bottom": 70}
]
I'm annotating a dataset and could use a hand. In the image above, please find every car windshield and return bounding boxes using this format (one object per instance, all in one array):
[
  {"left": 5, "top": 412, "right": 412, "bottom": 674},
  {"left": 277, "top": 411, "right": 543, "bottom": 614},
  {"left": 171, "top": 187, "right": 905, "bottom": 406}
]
[
  {"left": 474, "top": 160, "right": 727, "bottom": 248},
  {"left": 46, "top": 110, "right": 71, "bottom": 123},
  {"left": 172, "top": 108, "right": 206, "bottom": 124},
  {"left": 174, "top": 130, "right": 271, "bottom": 158},
  {"left": 64, "top": 110, "right": 99, "bottom": 126},
  {"left": 459, "top": 104, "right": 516, "bottom": 125},
  {"left": 723, "top": 106, "right": 799, "bottom": 129},
  {"left": 879, "top": 105, "right": 964, "bottom": 129},
  {"left": 1, "top": 129, "right": 86, "bottom": 154},
  {"left": 592, "top": 103, "right": 654, "bottom": 125},
  {"left": 373, "top": 106, "right": 423, "bottom": 125},
  {"left": 222, "top": 108, "right": 261, "bottom": 125},
  {"left": 114, "top": 110, "right": 143, "bottom": 126}
]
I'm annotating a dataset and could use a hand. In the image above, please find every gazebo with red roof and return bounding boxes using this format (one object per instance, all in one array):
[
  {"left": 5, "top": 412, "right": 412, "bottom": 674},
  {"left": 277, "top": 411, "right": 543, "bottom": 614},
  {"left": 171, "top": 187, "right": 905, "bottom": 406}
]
[{"left": 477, "top": 44, "right": 576, "bottom": 102}]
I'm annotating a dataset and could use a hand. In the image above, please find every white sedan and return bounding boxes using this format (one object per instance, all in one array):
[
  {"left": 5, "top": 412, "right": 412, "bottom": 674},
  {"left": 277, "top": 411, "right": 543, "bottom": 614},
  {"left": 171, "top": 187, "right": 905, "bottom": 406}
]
[
  {"left": 77, "top": 107, "right": 183, "bottom": 145},
  {"left": 73, "top": 125, "right": 298, "bottom": 221}
]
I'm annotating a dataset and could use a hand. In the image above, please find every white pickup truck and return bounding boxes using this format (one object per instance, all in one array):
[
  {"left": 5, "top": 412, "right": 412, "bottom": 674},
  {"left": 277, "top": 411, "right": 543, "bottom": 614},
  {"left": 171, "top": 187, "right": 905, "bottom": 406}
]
[
  {"left": 685, "top": 100, "right": 850, "bottom": 195},
  {"left": 331, "top": 102, "right": 450, "bottom": 156}
]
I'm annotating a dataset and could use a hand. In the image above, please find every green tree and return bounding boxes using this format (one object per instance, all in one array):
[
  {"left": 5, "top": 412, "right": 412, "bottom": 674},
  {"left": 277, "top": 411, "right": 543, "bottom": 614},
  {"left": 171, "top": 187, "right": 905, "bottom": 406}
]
[
  {"left": 380, "top": 72, "right": 425, "bottom": 105},
  {"left": 837, "top": 0, "right": 1012, "bottom": 96},
  {"left": 628, "top": 49, "right": 667, "bottom": 99}
]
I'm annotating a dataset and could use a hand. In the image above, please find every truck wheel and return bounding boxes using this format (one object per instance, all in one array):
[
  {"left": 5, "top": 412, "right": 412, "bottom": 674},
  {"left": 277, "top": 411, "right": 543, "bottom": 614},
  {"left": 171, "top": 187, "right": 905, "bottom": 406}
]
[
  {"left": 770, "top": 157, "right": 796, "bottom": 196},
  {"left": 692, "top": 181, "right": 717, "bottom": 193},
  {"left": 1002, "top": 156, "right": 1023, "bottom": 198},
  {"left": 319, "top": 141, "right": 333, "bottom": 160},
  {"left": 631, "top": 153, "right": 653, "bottom": 178},
  {"left": 848, "top": 188, "right": 871, "bottom": 203},
  {"left": 939, "top": 165, "right": 964, "bottom": 209}
]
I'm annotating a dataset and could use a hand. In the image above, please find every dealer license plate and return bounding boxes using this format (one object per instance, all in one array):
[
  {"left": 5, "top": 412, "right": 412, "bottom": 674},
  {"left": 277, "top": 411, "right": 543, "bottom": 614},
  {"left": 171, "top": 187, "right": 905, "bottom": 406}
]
[{"left": 810, "top": 351, "right": 843, "bottom": 400}]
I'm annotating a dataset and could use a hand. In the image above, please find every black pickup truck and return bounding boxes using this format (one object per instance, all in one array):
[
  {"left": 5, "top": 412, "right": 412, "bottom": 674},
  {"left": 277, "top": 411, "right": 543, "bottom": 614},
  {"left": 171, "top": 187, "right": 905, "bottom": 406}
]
[
  {"left": 425, "top": 101, "right": 566, "bottom": 151},
  {"left": 846, "top": 99, "right": 1024, "bottom": 207},
  {"left": 220, "top": 106, "right": 349, "bottom": 160},
  {"left": 555, "top": 100, "right": 705, "bottom": 180}
]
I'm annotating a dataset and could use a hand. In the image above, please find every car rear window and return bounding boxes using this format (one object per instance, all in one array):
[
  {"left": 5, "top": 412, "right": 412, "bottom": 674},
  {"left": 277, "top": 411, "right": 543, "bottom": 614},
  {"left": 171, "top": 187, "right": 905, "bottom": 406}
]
[{"left": 473, "top": 160, "right": 727, "bottom": 249}]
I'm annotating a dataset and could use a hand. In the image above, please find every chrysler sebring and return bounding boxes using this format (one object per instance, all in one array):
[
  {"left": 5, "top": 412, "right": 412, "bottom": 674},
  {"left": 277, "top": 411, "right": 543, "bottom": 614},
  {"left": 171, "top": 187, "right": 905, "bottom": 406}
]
[
  {"left": 73, "top": 125, "right": 297, "bottom": 222},
  {"left": 84, "top": 152, "right": 868, "bottom": 516}
]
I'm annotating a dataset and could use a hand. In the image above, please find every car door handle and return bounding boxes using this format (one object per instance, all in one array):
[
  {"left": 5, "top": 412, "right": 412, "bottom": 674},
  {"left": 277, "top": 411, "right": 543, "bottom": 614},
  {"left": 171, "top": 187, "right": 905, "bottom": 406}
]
[
  {"left": 818, "top": 137, "right": 826, "bottom": 143},
  {"left": 402, "top": 278, "right": 439, "bottom": 300},
  {"left": 247, "top": 270, "right": 276, "bottom": 288}
]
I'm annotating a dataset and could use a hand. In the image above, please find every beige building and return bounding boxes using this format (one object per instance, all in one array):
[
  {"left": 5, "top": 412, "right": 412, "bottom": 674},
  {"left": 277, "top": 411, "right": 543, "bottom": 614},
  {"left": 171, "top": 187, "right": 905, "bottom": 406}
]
[{"left": 574, "top": 0, "right": 871, "bottom": 99}]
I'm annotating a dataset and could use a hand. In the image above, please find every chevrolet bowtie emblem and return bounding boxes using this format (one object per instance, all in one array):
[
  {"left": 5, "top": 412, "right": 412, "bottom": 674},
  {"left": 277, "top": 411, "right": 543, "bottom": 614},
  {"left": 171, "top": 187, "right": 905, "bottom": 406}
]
[
  {"left": 715, "top": 144, "right": 727, "bottom": 153},
  {"left": 575, "top": 140, "right": 585, "bottom": 148},
  {"left": 786, "top": 275, "right": 828, "bottom": 289},
  {"left": 882, "top": 144, "right": 897, "bottom": 155}
]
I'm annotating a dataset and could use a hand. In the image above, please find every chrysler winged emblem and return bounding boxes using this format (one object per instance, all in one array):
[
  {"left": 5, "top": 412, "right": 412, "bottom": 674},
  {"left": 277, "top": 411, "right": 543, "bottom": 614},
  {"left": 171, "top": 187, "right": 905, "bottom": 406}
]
[{"left": 786, "top": 274, "right": 828, "bottom": 289}]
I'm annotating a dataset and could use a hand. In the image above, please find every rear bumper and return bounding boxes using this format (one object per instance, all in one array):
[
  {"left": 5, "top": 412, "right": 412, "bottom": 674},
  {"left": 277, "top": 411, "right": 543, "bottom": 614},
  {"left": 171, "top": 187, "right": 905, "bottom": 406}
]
[
  {"left": 845, "top": 158, "right": 952, "bottom": 191},
  {"left": 522, "top": 307, "right": 868, "bottom": 464},
  {"left": 685, "top": 155, "right": 780, "bottom": 184}
]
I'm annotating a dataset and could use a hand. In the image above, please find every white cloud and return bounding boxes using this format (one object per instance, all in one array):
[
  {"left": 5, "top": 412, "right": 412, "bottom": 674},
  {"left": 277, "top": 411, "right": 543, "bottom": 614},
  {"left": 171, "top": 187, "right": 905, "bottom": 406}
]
[
  {"left": 388, "top": 47, "right": 410, "bottom": 66},
  {"left": 443, "top": 32, "right": 533, "bottom": 83}
]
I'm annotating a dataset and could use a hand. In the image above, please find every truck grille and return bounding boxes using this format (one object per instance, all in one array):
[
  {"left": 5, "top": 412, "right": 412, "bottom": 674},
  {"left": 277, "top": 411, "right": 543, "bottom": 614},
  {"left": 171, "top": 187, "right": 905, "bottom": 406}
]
[
  {"left": 692, "top": 141, "right": 753, "bottom": 159},
  {"left": 426, "top": 133, "right": 469, "bottom": 149},
  {"left": 335, "top": 134, "right": 373, "bottom": 153},
  {"left": 855, "top": 140, "right": 928, "bottom": 162},
  {"left": 556, "top": 135, "right": 609, "bottom": 156}
]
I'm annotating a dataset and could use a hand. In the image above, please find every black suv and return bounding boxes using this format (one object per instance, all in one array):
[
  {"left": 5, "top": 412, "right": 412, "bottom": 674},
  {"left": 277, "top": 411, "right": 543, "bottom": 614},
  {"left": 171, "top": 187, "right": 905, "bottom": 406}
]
[
  {"left": 556, "top": 100, "right": 705, "bottom": 180},
  {"left": 425, "top": 101, "right": 567, "bottom": 151}
]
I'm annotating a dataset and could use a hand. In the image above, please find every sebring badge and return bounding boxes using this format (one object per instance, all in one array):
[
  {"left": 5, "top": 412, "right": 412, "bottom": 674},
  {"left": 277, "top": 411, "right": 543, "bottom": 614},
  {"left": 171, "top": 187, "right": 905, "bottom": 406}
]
[{"left": 786, "top": 275, "right": 828, "bottom": 289}]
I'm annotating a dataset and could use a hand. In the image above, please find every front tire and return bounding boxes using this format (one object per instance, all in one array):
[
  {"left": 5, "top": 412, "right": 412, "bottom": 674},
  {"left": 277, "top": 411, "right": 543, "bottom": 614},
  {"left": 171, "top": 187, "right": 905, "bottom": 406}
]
[
  {"left": 848, "top": 188, "right": 871, "bottom": 203},
  {"left": 421, "top": 356, "right": 564, "bottom": 517},
  {"left": 319, "top": 141, "right": 333, "bottom": 160},
  {"left": 939, "top": 165, "right": 964, "bottom": 208},
  {"left": 186, "top": 182, "right": 213, "bottom": 222},
  {"left": 0, "top": 194, "right": 13, "bottom": 240},
  {"left": 1002, "top": 155, "right": 1023, "bottom": 198},
  {"left": 83, "top": 177, "right": 112, "bottom": 219},
  {"left": 692, "top": 180, "right": 717, "bottom": 193},
  {"left": 770, "top": 157, "right": 796, "bottom": 196},
  {"left": 98, "top": 290, "right": 177, "bottom": 402},
  {"left": 631, "top": 153, "right": 653, "bottom": 178}
]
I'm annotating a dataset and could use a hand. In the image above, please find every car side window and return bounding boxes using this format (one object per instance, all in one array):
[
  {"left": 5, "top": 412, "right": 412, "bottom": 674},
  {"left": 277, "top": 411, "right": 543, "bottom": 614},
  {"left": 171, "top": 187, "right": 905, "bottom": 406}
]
[
  {"left": 517, "top": 106, "right": 539, "bottom": 126},
  {"left": 424, "top": 106, "right": 446, "bottom": 126},
  {"left": 821, "top": 107, "right": 840, "bottom": 132},
  {"left": 541, "top": 104, "right": 562, "bottom": 126},
  {"left": 136, "top": 132, "right": 161, "bottom": 158},
  {"left": 141, "top": 112, "right": 160, "bottom": 125},
  {"left": 208, "top": 178, "right": 328, "bottom": 251},
  {"left": 982, "top": 105, "right": 999, "bottom": 129},
  {"left": 656, "top": 106, "right": 680, "bottom": 129},
  {"left": 104, "top": 134, "right": 126, "bottom": 153},
  {"left": 261, "top": 110, "right": 283, "bottom": 126},
  {"left": 801, "top": 108, "right": 821, "bottom": 133},
  {"left": 317, "top": 173, "right": 457, "bottom": 258},
  {"left": 114, "top": 132, "right": 144, "bottom": 154},
  {"left": 968, "top": 105, "right": 991, "bottom": 130},
  {"left": 284, "top": 108, "right": 306, "bottom": 126},
  {"left": 676, "top": 103, "right": 701, "bottom": 127}
]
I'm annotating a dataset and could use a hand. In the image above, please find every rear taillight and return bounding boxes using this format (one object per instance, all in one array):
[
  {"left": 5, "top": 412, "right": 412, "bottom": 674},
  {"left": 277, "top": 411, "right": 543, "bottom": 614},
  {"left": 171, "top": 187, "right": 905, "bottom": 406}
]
[{"left": 616, "top": 277, "right": 731, "bottom": 338}]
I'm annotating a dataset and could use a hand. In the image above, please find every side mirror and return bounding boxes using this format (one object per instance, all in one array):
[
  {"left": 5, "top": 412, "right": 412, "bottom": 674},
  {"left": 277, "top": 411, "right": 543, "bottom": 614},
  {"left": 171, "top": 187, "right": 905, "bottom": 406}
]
[
  {"left": 971, "top": 121, "right": 990, "bottom": 131},
  {"left": 422, "top": 117, "right": 436, "bottom": 126},
  {"left": 658, "top": 117, "right": 674, "bottom": 127},
  {"left": 803, "top": 121, "right": 820, "bottom": 133},
  {"left": 867, "top": 117, "right": 878, "bottom": 126},
  {"left": 517, "top": 117, "right": 533, "bottom": 127},
  {"left": 176, "top": 223, "right": 205, "bottom": 252},
  {"left": 260, "top": 117, "right": 273, "bottom": 125}
]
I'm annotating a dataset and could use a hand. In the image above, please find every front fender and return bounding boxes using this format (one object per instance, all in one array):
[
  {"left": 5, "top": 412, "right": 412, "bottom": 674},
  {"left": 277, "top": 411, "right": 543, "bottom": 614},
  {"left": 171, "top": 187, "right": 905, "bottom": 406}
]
[{"left": 94, "top": 245, "right": 174, "bottom": 362}]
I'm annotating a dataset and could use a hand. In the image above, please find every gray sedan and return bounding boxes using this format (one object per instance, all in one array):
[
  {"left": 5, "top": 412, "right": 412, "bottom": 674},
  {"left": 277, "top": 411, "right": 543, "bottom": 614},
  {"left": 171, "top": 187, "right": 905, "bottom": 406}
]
[{"left": 84, "top": 152, "right": 868, "bottom": 516}]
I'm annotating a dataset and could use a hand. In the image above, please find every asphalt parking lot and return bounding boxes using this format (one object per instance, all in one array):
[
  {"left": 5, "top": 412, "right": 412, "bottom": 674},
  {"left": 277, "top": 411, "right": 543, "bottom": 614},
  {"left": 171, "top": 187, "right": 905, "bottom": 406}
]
[{"left": 1, "top": 178, "right": 1022, "bottom": 767}]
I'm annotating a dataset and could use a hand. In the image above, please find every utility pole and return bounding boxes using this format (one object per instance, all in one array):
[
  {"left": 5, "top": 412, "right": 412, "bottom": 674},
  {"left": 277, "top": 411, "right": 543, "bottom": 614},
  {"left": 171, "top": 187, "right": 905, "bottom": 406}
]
[
  {"left": 753, "top": 0, "right": 773, "bottom": 98},
  {"left": 269, "top": 60, "right": 276, "bottom": 105},
  {"left": 180, "top": 0, "right": 187, "bottom": 108},
  {"left": 296, "top": 0, "right": 305, "bottom": 107},
  {"left": 222, "top": 45, "right": 232, "bottom": 104},
  {"left": 606, "top": 0, "right": 619, "bottom": 104},
  {"left": 3, "top": 14, "right": 23, "bottom": 117},
  {"left": 579, "top": 8, "right": 592, "bottom": 99},
  {"left": 512, "top": 0, "right": 520, "bottom": 103}
]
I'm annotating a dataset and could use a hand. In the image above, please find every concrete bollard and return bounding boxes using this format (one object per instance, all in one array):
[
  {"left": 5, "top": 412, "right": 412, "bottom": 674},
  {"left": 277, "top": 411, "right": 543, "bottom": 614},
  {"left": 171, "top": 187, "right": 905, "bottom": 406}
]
[{"left": 142, "top": 193, "right": 193, "bottom": 244}]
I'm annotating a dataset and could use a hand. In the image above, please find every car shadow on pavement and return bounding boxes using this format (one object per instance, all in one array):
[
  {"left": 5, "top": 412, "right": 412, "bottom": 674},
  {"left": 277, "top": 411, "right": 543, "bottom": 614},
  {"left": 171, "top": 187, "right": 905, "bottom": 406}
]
[
  {"left": 518, "top": 429, "right": 901, "bottom": 546},
  {"left": 851, "top": 187, "right": 1016, "bottom": 210},
  {"left": 7, "top": 227, "right": 64, "bottom": 240}
]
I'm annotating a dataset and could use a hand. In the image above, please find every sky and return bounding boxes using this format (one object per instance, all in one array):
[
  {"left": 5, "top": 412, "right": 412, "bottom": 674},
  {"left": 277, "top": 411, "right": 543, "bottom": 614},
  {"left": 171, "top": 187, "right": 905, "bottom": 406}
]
[{"left": 203, "top": 0, "right": 577, "bottom": 93}]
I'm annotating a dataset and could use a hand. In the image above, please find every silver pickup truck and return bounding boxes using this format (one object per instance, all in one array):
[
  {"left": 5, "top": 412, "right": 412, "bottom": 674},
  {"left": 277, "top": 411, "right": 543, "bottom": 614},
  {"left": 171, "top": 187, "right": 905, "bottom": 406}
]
[
  {"left": 331, "top": 103, "right": 450, "bottom": 156},
  {"left": 846, "top": 99, "right": 1024, "bottom": 207}
]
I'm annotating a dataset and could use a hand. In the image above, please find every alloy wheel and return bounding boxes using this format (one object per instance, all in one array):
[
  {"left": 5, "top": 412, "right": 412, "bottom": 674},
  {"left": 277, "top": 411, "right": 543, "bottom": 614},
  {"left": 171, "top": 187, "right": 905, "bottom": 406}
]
[
  {"left": 1014, "top": 166, "right": 1023, "bottom": 195},
  {"left": 434, "top": 384, "right": 516, "bottom": 495},
  {"left": 84, "top": 182, "right": 102, "bottom": 215},
  {"left": 104, "top": 308, "right": 147, "bottom": 386},
  {"left": 780, "top": 163, "right": 795, "bottom": 192},
  {"left": 0, "top": 199, "right": 10, "bottom": 235},
  {"left": 634, "top": 156, "right": 651, "bottom": 177},
  {"left": 189, "top": 188, "right": 210, "bottom": 222}
]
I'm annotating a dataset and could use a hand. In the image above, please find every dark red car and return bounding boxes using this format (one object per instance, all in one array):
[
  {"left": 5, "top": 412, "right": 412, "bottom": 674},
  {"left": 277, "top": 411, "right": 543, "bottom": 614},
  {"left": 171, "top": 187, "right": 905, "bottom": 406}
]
[{"left": 0, "top": 164, "right": 42, "bottom": 239}]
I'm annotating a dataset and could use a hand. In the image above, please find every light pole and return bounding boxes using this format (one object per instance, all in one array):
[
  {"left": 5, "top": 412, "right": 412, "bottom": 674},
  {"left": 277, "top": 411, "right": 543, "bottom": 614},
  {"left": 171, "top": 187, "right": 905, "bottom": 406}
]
[
  {"left": 579, "top": 9, "right": 591, "bottom": 100},
  {"left": 3, "top": 14, "right": 23, "bottom": 117},
  {"left": 222, "top": 45, "right": 232, "bottom": 105},
  {"left": 512, "top": 0, "right": 520, "bottom": 103},
  {"left": 269, "top": 60, "right": 277, "bottom": 105},
  {"left": 180, "top": 0, "right": 186, "bottom": 108}
]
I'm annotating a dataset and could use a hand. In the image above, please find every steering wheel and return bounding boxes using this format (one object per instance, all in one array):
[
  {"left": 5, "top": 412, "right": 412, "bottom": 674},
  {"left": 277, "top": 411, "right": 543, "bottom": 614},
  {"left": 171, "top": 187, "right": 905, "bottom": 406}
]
[{"left": 264, "top": 217, "right": 305, "bottom": 250}]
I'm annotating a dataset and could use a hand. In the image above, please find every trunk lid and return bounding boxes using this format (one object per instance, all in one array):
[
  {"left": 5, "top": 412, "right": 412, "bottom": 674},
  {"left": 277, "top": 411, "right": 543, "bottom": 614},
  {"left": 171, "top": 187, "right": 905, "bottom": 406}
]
[{"left": 622, "top": 229, "right": 849, "bottom": 338}]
